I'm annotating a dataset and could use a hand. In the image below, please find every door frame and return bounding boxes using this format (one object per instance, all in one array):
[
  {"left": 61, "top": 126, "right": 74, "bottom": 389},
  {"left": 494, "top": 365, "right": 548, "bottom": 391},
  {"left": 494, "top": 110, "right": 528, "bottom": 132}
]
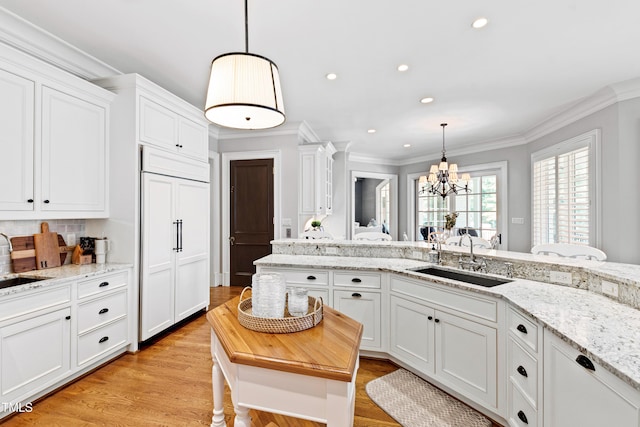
[{"left": 222, "top": 150, "right": 281, "bottom": 286}]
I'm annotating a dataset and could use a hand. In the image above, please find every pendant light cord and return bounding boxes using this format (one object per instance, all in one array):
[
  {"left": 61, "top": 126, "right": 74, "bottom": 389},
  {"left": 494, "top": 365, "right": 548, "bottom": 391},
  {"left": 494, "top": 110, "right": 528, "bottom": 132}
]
[{"left": 244, "top": 0, "right": 249, "bottom": 53}]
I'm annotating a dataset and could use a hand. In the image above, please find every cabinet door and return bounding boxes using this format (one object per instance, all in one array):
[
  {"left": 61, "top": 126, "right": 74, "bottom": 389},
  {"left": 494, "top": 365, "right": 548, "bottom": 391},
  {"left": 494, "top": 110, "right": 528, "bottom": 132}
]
[
  {"left": 139, "top": 95, "right": 178, "bottom": 150},
  {"left": 1, "top": 308, "right": 71, "bottom": 403},
  {"left": 41, "top": 86, "right": 107, "bottom": 212},
  {"left": 0, "top": 69, "right": 34, "bottom": 212},
  {"left": 325, "top": 154, "right": 333, "bottom": 214},
  {"left": 175, "top": 179, "right": 210, "bottom": 322},
  {"left": 178, "top": 116, "right": 208, "bottom": 160},
  {"left": 434, "top": 311, "right": 497, "bottom": 408},
  {"left": 299, "top": 150, "right": 318, "bottom": 215},
  {"left": 140, "top": 173, "right": 176, "bottom": 341},
  {"left": 333, "top": 290, "right": 381, "bottom": 349},
  {"left": 389, "top": 295, "right": 435, "bottom": 373},
  {"left": 544, "top": 331, "right": 640, "bottom": 427}
]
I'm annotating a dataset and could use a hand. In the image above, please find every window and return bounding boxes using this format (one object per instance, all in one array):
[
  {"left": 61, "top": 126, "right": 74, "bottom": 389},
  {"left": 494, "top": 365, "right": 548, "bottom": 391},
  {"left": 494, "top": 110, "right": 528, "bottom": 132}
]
[
  {"left": 416, "top": 173, "right": 498, "bottom": 241},
  {"left": 532, "top": 130, "right": 600, "bottom": 246}
]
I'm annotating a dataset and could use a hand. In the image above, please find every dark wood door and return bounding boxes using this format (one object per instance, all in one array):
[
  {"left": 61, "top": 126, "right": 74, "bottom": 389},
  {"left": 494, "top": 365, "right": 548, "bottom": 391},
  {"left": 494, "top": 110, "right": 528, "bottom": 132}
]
[{"left": 230, "top": 159, "right": 274, "bottom": 286}]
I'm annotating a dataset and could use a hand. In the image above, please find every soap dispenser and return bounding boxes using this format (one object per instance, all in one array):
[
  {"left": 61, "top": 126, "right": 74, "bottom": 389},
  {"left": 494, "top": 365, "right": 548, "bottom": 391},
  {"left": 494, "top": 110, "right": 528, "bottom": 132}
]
[{"left": 428, "top": 243, "right": 440, "bottom": 264}]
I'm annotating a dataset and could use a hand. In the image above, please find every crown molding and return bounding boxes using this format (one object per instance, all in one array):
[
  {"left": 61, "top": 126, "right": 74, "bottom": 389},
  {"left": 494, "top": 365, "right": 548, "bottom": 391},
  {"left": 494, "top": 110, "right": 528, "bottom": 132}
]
[
  {"left": 0, "top": 7, "right": 120, "bottom": 80},
  {"left": 524, "top": 77, "right": 640, "bottom": 142}
]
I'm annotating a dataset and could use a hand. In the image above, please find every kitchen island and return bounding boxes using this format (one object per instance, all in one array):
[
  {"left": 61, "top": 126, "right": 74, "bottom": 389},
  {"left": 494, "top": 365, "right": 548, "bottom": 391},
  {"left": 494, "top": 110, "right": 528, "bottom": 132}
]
[
  {"left": 254, "top": 240, "right": 640, "bottom": 426},
  {"left": 206, "top": 294, "right": 363, "bottom": 426}
]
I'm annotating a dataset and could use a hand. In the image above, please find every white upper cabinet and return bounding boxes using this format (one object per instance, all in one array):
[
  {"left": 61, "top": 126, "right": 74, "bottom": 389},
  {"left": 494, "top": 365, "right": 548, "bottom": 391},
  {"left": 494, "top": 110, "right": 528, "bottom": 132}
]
[
  {"left": 95, "top": 74, "right": 209, "bottom": 163},
  {"left": 0, "top": 68, "right": 34, "bottom": 212},
  {"left": 41, "top": 86, "right": 107, "bottom": 213},
  {"left": 298, "top": 142, "right": 336, "bottom": 216},
  {"left": 0, "top": 43, "right": 113, "bottom": 219}
]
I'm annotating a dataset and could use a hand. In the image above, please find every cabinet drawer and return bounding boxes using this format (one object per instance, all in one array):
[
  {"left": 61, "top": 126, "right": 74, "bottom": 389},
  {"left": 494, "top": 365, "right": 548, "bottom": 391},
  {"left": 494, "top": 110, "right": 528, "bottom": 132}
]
[
  {"left": 78, "top": 290, "right": 128, "bottom": 334},
  {"left": 508, "top": 307, "right": 538, "bottom": 353},
  {"left": 509, "top": 383, "right": 538, "bottom": 427},
  {"left": 508, "top": 337, "right": 539, "bottom": 407},
  {"left": 391, "top": 276, "right": 497, "bottom": 322},
  {"left": 260, "top": 268, "right": 329, "bottom": 287},
  {"left": 78, "top": 317, "right": 128, "bottom": 367},
  {"left": 333, "top": 290, "right": 381, "bottom": 349},
  {"left": 0, "top": 284, "right": 71, "bottom": 322},
  {"left": 77, "top": 271, "right": 127, "bottom": 299},
  {"left": 334, "top": 271, "right": 381, "bottom": 289}
]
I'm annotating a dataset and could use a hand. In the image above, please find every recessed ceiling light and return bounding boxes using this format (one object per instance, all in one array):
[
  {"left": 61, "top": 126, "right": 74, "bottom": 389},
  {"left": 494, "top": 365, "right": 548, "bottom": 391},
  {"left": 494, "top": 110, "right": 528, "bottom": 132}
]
[
  {"left": 367, "top": 129, "right": 376, "bottom": 134},
  {"left": 472, "top": 17, "right": 488, "bottom": 29},
  {"left": 403, "top": 144, "right": 411, "bottom": 148},
  {"left": 420, "top": 97, "right": 434, "bottom": 104},
  {"left": 397, "top": 64, "right": 409, "bottom": 72},
  {"left": 326, "top": 73, "right": 337, "bottom": 80}
]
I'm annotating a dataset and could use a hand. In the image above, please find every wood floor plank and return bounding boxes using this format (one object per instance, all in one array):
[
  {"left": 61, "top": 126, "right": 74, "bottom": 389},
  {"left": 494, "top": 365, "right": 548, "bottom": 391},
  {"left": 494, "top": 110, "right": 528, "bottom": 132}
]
[{"left": 1, "top": 286, "right": 500, "bottom": 426}]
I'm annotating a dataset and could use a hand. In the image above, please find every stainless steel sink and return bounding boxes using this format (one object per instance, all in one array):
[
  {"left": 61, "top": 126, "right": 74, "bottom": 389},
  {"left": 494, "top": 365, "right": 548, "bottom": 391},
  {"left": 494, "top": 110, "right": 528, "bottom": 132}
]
[
  {"left": 411, "top": 267, "right": 512, "bottom": 288},
  {"left": 0, "top": 276, "right": 47, "bottom": 290}
]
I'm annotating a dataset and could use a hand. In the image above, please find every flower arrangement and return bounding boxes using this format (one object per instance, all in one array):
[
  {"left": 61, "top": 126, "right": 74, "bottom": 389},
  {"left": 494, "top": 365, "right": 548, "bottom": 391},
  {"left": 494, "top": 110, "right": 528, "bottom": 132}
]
[
  {"left": 444, "top": 212, "right": 458, "bottom": 230},
  {"left": 311, "top": 220, "right": 322, "bottom": 230}
]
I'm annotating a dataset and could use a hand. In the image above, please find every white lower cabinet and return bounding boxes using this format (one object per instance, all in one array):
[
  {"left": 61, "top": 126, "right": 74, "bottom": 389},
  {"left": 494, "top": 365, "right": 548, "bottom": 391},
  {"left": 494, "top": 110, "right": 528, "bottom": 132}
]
[
  {"left": 0, "top": 268, "right": 132, "bottom": 419},
  {"left": 389, "top": 292, "right": 498, "bottom": 409},
  {"left": 507, "top": 307, "right": 542, "bottom": 427},
  {"left": 333, "top": 290, "right": 381, "bottom": 350},
  {"left": 0, "top": 307, "right": 71, "bottom": 404},
  {"left": 543, "top": 330, "right": 640, "bottom": 427},
  {"left": 389, "top": 295, "right": 435, "bottom": 372},
  {"left": 435, "top": 310, "right": 497, "bottom": 408}
]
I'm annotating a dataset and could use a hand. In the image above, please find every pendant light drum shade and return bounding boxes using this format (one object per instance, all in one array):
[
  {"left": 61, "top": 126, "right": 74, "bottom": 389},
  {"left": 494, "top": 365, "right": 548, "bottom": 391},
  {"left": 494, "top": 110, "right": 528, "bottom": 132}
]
[{"left": 205, "top": 52, "right": 285, "bottom": 130}]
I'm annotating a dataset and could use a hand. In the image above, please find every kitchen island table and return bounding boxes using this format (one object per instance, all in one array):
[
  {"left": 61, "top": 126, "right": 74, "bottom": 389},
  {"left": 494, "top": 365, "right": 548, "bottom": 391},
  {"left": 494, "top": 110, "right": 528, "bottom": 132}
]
[{"left": 206, "top": 295, "right": 363, "bottom": 426}]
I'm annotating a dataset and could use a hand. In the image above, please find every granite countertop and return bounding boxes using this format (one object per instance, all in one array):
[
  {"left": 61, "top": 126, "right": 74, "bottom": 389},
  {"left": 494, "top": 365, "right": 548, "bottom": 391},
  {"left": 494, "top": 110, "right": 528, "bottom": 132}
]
[
  {"left": 0, "top": 263, "right": 133, "bottom": 297},
  {"left": 256, "top": 254, "right": 640, "bottom": 391}
]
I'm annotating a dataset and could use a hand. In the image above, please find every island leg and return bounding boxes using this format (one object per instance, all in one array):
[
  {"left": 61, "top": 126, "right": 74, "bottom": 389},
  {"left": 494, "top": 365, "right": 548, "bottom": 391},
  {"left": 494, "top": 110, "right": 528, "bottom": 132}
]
[
  {"left": 211, "top": 345, "right": 226, "bottom": 426},
  {"left": 233, "top": 404, "right": 251, "bottom": 427}
]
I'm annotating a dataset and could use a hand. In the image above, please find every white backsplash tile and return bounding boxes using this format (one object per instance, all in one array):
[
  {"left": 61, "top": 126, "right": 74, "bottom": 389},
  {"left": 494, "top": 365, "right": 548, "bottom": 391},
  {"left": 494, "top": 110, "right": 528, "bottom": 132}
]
[{"left": 0, "top": 219, "right": 86, "bottom": 274}]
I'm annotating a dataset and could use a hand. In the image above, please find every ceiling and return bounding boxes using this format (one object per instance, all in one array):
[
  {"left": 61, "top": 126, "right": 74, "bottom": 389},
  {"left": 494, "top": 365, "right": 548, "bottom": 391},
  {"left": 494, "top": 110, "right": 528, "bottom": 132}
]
[{"left": 2, "top": 0, "right": 640, "bottom": 161}]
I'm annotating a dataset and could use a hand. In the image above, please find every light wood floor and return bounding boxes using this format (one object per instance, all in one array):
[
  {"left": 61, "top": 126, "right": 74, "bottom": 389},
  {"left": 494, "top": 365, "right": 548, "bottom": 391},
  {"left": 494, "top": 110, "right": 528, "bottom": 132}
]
[{"left": 1, "top": 286, "right": 501, "bottom": 426}]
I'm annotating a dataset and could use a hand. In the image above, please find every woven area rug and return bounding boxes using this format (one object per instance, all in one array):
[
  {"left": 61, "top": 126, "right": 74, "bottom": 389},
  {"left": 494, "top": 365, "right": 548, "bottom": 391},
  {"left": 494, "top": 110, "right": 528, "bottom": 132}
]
[{"left": 365, "top": 369, "right": 492, "bottom": 427}]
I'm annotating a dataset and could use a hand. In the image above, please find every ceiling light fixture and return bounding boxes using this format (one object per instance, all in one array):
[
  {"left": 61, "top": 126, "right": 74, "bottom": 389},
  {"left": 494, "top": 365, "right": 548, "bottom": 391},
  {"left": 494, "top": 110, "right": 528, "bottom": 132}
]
[
  {"left": 397, "top": 64, "right": 409, "bottom": 72},
  {"left": 204, "top": 0, "right": 285, "bottom": 130},
  {"left": 472, "top": 17, "right": 489, "bottom": 29},
  {"left": 420, "top": 97, "right": 434, "bottom": 104},
  {"left": 368, "top": 129, "right": 376, "bottom": 134},
  {"left": 419, "top": 123, "right": 471, "bottom": 199},
  {"left": 403, "top": 144, "right": 411, "bottom": 148},
  {"left": 326, "top": 73, "right": 338, "bottom": 80}
]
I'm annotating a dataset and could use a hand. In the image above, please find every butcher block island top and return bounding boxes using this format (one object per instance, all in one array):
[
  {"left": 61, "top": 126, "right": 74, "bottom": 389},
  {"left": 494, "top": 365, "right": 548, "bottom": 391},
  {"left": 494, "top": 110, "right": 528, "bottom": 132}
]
[{"left": 206, "top": 295, "right": 364, "bottom": 382}]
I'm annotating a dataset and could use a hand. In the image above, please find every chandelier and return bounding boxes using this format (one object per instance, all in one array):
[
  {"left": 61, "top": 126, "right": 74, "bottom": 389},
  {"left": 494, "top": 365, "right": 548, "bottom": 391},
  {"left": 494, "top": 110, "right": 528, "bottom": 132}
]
[
  {"left": 419, "top": 123, "right": 471, "bottom": 199},
  {"left": 204, "top": 0, "right": 285, "bottom": 130}
]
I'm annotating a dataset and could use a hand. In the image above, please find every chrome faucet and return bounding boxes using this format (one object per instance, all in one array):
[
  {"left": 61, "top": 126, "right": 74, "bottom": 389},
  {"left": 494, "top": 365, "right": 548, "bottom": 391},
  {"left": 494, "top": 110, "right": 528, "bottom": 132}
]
[
  {"left": 0, "top": 233, "right": 12, "bottom": 253},
  {"left": 458, "top": 234, "right": 486, "bottom": 272}
]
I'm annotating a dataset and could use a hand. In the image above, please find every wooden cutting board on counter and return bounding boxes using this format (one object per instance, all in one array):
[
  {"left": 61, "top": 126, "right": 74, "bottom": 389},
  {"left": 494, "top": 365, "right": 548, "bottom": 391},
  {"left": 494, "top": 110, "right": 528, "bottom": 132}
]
[
  {"left": 34, "top": 222, "right": 61, "bottom": 269},
  {"left": 10, "top": 229, "right": 74, "bottom": 273}
]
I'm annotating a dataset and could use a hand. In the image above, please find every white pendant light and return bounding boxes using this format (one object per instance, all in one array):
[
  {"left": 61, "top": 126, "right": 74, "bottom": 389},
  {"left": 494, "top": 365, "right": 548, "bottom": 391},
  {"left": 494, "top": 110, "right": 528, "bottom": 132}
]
[{"left": 204, "top": 0, "right": 285, "bottom": 130}]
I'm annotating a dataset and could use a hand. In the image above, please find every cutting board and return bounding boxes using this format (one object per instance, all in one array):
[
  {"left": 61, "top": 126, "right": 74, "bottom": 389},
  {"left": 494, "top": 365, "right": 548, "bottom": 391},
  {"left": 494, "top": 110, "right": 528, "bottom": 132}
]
[
  {"left": 10, "top": 235, "right": 73, "bottom": 273},
  {"left": 34, "top": 222, "right": 62, "bottom": 269}
]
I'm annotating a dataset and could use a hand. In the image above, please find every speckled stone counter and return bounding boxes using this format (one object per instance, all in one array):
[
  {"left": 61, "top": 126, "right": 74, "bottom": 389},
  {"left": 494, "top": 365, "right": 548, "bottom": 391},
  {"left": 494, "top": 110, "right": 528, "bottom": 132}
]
[
  {"left": 256, "top": 253, "right": 640, "bottom": 391},
  {"left": 0, "top": 263, "right": 133, "bottom": 297}
]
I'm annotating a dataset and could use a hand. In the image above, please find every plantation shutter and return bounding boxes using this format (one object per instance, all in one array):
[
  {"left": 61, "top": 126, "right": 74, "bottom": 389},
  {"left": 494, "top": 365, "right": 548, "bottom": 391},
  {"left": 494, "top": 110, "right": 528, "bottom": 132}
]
[{"left": 533, "top": 146, "right": 589, "bottom": 246}]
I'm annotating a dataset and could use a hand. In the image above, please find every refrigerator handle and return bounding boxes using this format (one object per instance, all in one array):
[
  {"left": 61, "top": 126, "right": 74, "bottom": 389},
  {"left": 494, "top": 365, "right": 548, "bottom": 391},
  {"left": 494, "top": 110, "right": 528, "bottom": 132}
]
[
  {"left": 173, "top": 220, "right": 180, "bottom": 252},
  {"left": 179, "top": 220, "right": 183, "bottom": 252}
]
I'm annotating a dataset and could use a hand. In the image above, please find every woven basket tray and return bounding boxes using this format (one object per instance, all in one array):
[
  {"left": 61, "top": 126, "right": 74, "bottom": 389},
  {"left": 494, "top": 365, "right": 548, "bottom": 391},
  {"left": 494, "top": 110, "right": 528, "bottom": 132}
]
[{"left": 237, "top": 287, "right": 323, "bottom": 333}]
